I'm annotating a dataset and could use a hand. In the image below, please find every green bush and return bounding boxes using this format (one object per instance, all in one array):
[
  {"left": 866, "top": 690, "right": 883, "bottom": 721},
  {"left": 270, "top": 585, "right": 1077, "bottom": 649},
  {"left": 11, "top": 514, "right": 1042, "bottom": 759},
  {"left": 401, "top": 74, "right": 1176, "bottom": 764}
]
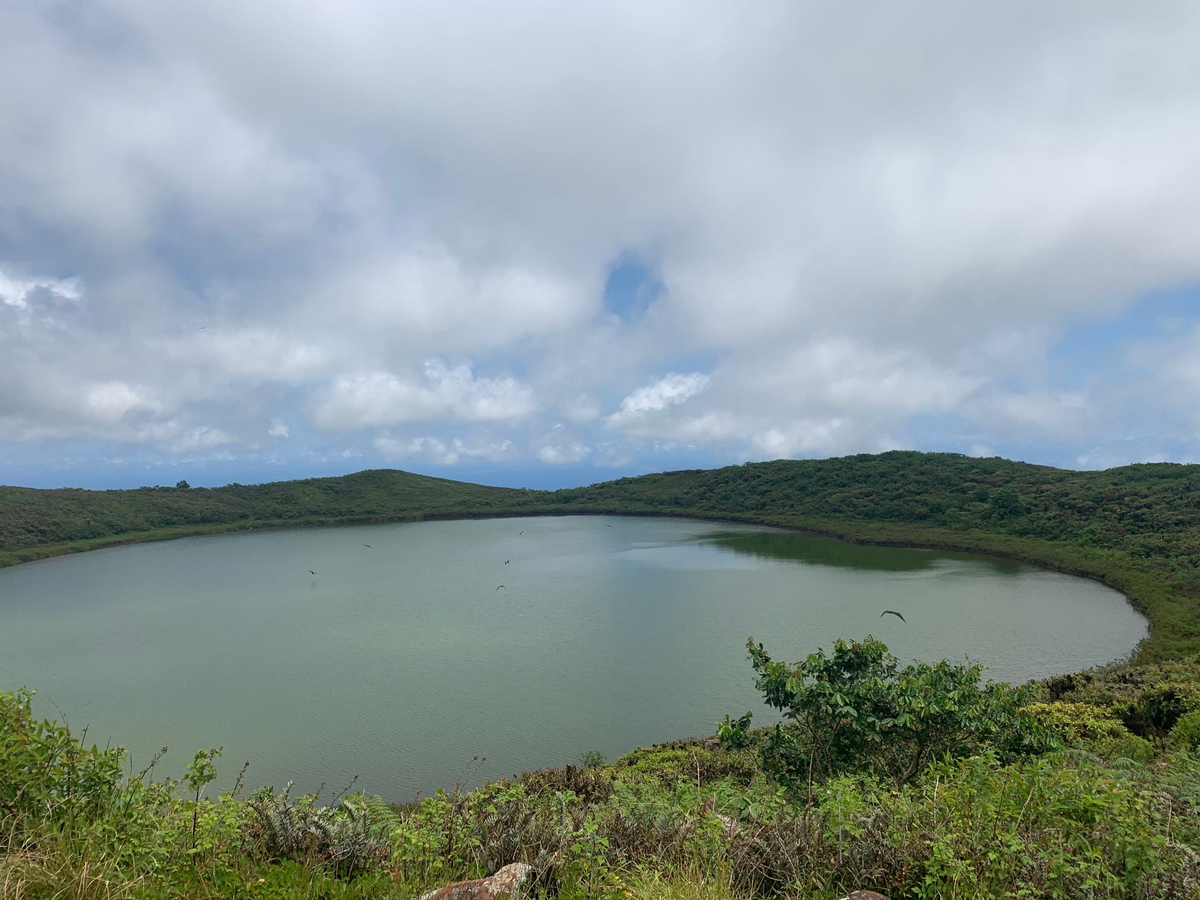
[
  {"left": 0, "top": 687, "right": 125, "bottom": 825},
  {"left": 1023, "top": 701, "right": 1129, "bottom": 743},
  {"left": 748, "top": 637, "right": 1056, "bottom": 790},
  {"left": 1169, "top": 709, "right": 1200, "bottom": 751},
  {"left": 715, "top": 712, "right": 754, "bottom": 750},
  {"left": 1021, "top": 700, "right": 1155, "bottom": 761}
]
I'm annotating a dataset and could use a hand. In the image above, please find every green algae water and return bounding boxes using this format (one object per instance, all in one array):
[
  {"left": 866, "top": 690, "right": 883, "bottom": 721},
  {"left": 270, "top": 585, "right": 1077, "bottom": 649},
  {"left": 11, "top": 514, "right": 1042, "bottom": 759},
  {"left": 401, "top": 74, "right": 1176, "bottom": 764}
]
[{"left": 0, "top": 516, "right": 1145, "bottom": 800}]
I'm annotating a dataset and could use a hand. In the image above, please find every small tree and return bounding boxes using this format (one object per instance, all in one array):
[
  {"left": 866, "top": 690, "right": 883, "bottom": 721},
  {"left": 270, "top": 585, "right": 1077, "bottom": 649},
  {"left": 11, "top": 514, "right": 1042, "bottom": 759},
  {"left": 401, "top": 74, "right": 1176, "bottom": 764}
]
[
  {"left": 747, "top": 636, "right": 1052, "bottom": 791},
  {"left": 716, "top": 711, "right": 755, "bottom": 749},
  {"left": 176, "top": 480, "right": 191, "bottom": 489}
]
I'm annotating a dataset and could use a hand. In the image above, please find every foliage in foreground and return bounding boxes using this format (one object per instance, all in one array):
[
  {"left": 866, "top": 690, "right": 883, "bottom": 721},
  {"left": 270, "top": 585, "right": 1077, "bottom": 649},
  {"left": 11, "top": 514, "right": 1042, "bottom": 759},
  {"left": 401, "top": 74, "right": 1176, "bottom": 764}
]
[
  {"left": 746, "top": 637, "right": 1056, "bottom": 789},
  {"left": 5, "top": 641, "right": 1200, "bottom": 899}
]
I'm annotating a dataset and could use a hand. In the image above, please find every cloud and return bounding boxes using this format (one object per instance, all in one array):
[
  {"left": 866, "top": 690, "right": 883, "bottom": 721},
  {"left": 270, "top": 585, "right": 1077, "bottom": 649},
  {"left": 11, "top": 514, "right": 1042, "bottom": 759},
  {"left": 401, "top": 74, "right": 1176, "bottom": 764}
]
[
  {"left": 169, "top": 426, "right": 236, "bottom": 454},
  {"left": 2, "top": 3, "right": 1200, "bottom": 478},
  {"left": 971, "top": 390, "right": 1092, "bottom": 438},
  {"left": 82, "top": 381, "right": 162, "bottom": 425},
  {"left": 310, "top": 360, "right": 536, "bottom": 431},
  {"left": 0, "top": 266, "right": 82, "bottom": 310},
  {"left": 373, "top": 434, "right": 514, "bottom": 466},
  {"left": 606, "top": 373, "right": 711, "bottom": 427},
  {"left": 560, "top": 395, "right": 602, "bottom": 425},
  {"left": 536, "top": 442, "right": 591, "bottom": 465}
]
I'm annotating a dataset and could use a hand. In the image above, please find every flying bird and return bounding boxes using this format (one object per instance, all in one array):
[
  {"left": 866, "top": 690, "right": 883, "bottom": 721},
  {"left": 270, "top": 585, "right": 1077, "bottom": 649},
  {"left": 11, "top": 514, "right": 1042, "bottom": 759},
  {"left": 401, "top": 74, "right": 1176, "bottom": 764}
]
[
  {"left": 504, "top": 560, "right": 509, "bottom": 565},
  {"left": 880, "top": 610, "right": 906, "bottom": 623},
  {"left": 496, "top": 585, "right": 507, "bottom": 591},
  {"left": 309, "top": 570, "right": 317, "bottom": 575},
  {"left": 518, "top": 531, "right": 524, "bottom": 535},
  {"left": 363, "top": 544, "right": 371, "bottom": 549}
]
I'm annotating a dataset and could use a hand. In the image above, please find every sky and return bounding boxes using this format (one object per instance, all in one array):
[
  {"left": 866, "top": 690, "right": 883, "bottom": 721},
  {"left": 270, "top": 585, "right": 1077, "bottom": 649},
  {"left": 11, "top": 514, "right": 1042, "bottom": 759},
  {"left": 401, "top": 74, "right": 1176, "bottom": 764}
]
[{"left": 2, "top": 2, "right": 1200, "bottom": 490}]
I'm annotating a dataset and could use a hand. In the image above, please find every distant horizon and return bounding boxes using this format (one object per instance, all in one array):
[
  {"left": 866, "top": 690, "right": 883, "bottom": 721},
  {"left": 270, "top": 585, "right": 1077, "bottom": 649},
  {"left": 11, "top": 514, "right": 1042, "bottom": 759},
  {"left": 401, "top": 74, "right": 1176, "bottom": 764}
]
[{"left": 5, "top": 446, "right": 1196, "bottom": 494}]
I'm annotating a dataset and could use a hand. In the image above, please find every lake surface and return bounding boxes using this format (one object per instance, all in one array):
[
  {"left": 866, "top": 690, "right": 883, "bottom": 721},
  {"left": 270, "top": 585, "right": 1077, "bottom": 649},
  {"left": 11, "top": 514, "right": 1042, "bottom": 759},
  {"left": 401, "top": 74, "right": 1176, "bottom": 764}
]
[{"left": 0, "top": 515, "right": 1146, "bottom": 800}]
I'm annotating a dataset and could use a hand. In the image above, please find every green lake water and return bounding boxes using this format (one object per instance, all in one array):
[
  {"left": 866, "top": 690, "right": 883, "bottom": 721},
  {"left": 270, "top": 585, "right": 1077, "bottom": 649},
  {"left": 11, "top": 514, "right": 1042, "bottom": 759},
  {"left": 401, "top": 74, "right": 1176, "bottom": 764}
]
[{"left": 0, "top": 515, "right": 1146, "bottom": 800}]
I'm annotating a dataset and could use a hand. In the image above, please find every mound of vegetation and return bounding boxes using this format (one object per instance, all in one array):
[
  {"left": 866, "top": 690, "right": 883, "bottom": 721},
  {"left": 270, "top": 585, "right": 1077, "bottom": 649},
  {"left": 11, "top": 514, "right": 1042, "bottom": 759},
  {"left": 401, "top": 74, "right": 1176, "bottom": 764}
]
[
  {"left": 4, "top": 637, "right": 1200, "bottom": 899},
  {"left": 4, "top": 451, "right": 1199, "bottom": 660},
  {"left": 0, "top": 469, "right": 546, "bottom": 566}
]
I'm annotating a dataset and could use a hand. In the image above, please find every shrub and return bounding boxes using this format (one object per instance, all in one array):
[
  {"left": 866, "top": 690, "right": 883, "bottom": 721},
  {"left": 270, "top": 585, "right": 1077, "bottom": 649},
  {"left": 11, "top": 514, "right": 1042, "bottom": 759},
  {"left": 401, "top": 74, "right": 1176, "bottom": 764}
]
[
  {"left": 615, "top": 744, "right": 758, "bottom": 788},
  {"left": 247, "top": 788, "right": 397, "bottom": 877},
  {"left": 716, "top": 712, "right": 754, "bottom": 750},
  {"left": 0, "top": 688, "right": 125, "bottom": 826},
  {"left": 1022, "top": 700, "right": 1155, "bottom": 760},
  {"left": 1023, "top": 701, "right": 1129, "bottom": 743},
  {"left": 747, "top": 637, "right": 1055, "bottom": 790},
  {"left": 1170, "top": 709, "right": 1200, "bottom": 751}
]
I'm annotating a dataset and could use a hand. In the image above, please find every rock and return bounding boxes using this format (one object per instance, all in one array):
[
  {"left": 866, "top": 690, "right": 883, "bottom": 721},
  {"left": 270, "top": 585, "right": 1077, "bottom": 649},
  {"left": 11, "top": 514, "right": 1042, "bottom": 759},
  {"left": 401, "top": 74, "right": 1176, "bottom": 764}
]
[
  {"left": 419, "top": 863, "right": 535, "bottom": 900},
  {"left": 837, "top": 892, "right": 890, "bottom": 900}
]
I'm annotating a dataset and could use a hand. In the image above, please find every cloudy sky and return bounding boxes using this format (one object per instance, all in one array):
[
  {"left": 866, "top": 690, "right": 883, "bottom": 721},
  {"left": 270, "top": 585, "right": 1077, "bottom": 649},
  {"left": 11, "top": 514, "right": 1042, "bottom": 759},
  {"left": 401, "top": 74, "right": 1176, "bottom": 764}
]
[{"left": 3, "top": 1, "right": 1200, "bottom": 489}]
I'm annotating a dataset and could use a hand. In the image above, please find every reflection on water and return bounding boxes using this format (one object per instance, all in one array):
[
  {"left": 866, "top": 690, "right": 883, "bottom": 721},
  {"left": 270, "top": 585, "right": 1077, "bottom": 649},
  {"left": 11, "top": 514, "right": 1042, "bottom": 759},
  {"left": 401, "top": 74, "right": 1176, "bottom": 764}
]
[{"left": 700, "top": 531, "right": 1023, "bottom": 576}]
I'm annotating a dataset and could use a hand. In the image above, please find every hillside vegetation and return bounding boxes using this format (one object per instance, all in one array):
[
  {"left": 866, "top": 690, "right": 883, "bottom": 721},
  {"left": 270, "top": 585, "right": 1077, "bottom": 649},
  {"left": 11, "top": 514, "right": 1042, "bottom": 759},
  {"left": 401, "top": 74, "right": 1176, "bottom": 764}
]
[
  {"left": 0, "top": 469, "right": 546, "bottom": 564},
  {"left": 4, "top": 451, "right": 1200, "bottom": 660},
  {"left": 5, "top": 451, "right": 1200, "bottom": 897}
]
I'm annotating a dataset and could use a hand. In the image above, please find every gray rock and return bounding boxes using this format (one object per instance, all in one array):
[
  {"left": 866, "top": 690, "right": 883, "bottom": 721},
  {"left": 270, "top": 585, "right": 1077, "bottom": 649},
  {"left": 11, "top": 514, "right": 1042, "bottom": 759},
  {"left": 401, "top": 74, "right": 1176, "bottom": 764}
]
[{"left": 419, "top": 862, "right": 535, "bottom": 900}]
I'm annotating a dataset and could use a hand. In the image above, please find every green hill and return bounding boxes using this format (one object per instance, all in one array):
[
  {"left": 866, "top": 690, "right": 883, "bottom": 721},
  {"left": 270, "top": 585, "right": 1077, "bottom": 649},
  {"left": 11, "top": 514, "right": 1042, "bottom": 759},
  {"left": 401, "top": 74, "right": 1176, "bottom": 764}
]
[
  {"left": 0, "top": 469, "right": 549, "bottom": 563},
  {"left": 4, "top": 451, "right": 1200, "bottom": 660}
]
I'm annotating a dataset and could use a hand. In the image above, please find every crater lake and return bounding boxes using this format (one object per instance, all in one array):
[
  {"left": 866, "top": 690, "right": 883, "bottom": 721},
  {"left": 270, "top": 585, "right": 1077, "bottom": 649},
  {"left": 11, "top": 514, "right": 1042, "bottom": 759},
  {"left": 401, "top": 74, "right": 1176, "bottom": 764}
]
[{"left": 0, "top": 515, "right": 1146, "bottom": 800}]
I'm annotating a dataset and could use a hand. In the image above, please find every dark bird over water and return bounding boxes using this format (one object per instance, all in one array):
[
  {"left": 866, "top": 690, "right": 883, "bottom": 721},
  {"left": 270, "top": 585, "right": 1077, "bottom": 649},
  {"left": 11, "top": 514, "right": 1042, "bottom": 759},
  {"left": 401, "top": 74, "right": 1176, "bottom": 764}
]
[
  {"left": 518, "top": 531, "right": 524, "bottom": 535},
  {"left": 880, "top": 610, "right": 906, "bottom": 623},
  {"left": 496, "top": 585, "right": 506, "bottom": 591},
  {"left": 363, "top": 544, "right": 371, "bottom": 548},
  {"left": 309, "top": 570, "right": 317, "bottom": 575},
  {"left": 504, "top": 560, "right": 509, "bottom": 564}
]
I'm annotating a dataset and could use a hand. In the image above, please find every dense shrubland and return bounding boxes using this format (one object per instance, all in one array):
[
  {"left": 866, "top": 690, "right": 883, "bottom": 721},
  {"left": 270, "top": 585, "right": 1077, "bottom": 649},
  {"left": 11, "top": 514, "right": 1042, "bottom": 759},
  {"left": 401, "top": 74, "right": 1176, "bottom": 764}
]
[{"left": 5, "top": 640, "right": 1200, "bottom": 899}]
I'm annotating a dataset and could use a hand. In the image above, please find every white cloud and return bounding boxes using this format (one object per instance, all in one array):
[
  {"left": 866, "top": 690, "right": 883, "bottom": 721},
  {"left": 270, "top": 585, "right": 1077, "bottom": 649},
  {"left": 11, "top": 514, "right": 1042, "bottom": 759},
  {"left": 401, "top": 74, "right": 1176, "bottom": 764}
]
[
  {"left": 972, "top": 390, "right": 1091, "bottom": 438},
  {"left": 607, "top": 373, "right": 710, "bottom": 427},
  {"left": 82, "top": 381, "right": 161, "bottom": 424},
  {"left": 311, "top": 360, "right": 536, "bottom": 431},
  {"left": 159, "top": 330, "right": 329, "bottom": 384},
  {"left": 0, "top": 266, "right": 82, "bottom": 310},
  {"left": 536, "top": 442, "right": 591, "bottom": 464},
  {"left": 560, "top": 395, "right": 602, "bottom": 424},
  {"left": 750, "top": 420, "right": 849, "bottom": 460},
  {"left": 268, "top": 418, "right": 290, "bottom": 438},
  {"left": 373, "top": 434, "right": 514, "bottom": 466},
  {"left": 3, "top": 3, "right": 1200, "bottom": 474}
]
